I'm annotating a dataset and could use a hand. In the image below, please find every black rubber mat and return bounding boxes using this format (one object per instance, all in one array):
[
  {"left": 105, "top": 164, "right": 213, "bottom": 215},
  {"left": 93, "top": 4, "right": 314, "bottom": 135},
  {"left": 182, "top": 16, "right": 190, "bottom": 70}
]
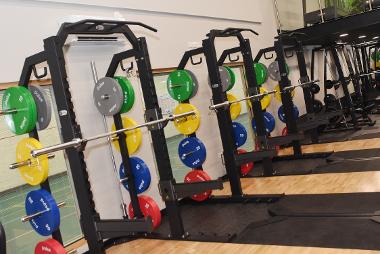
[
  {"left": 246, "top": 148, "right": 380, "bottom": 177},
  {"left": 234, "top": 217, "right": 380, "bottom": 250},
  {"left": 269, "top": 193, "right": 380, "bottom": 216}
]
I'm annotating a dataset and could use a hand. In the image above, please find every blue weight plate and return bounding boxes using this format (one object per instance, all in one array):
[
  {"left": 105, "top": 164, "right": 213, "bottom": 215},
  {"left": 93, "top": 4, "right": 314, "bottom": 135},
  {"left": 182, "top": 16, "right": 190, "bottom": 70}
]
[
  {"left": 119, "top": 157, "right": 151, "bottom": 194},
  {"left": 178, "top": 137, "right": 207, "bottom": 168},
  {"left": 232, "top": 122, "right": 247, "bottom": 147},
  {"left": 25, "top": 189, "right": 60, "bottom": 236},
  {"left": 277, "top": 105, "right": 300, "bottom": 123},
  {"left": 252, "top": 112, "right": 276, "bottom": 134}
]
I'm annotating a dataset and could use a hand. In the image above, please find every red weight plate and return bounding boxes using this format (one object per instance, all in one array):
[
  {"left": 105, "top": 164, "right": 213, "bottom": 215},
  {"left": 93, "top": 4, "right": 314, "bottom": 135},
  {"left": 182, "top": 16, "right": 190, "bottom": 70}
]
[
  {"left": 282, "top": 127, "right": 288, "bottom": 136},
  {"left": 237, "top": 149, "right": 254, "bottom": 176},
  {"left": 128, "top": 195, "right": 162, "bottom": 229},
  {"left": 184, "top": 170, "right": 212, "bottom": 202},
  {"left": 35, "top": 239, "right": 66, "bottom": 254}
]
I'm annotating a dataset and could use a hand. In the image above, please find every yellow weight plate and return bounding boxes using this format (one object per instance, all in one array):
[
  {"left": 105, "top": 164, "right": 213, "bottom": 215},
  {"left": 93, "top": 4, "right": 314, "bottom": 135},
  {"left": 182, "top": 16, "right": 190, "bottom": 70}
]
[
  {"left": 259, "top": 87, "right": 271, "bottom": 110},
  {"left": 173, "top": 103, "right": 200, "bottom": 135},
  {"left": 16, "top": 138, "right": 49, "bottom": 186},
  {"left": 112, "top": 116, "right": 142, "bottom": 154},
  {"left": 227, "top": 93, "right": 241, "bottom": 120},
  {"left": 274, "top": 84, "right": 295, "bottom": 102}
]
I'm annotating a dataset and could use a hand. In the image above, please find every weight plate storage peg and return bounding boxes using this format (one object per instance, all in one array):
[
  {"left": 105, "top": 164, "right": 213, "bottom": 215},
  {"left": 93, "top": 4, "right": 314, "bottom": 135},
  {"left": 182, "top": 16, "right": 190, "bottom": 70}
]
[
  {"left": 128, "top": 195, "right": 162, "bottom": 229},
  {"left": 184, "top": 170, "right": 212, "bottom": 202},
  {"left": 93, "top": 77, "right": 124, "bottom": 116},
  {"left": 119, "top": 157, "right": 151, "bottom": 194},
  {"left": 274, "top": 84, "right": 295, "bottom": 102},
  {"left": 14, "top": 138, "right": 49, "bottom": 186},
  {"left": 237, "top": 149, "right": 254, "bottom": 176},
  {"left": 167, "top": 70, "right": 194, "bottom": 102},
  {"left": 224, "top": 66, "right": 236, "bottom": 91},
  {"left": 35, "top": 239, "right": 66, "bottom": 254},
  {"left": 2, "top": 86, "right": 37, "bottom": 135},
  {"left": 178, "top": 137, "right": 207, "bottom": 168},
  {"left": 227, "top": 93, "right": 241, "bottom": 120},
  {"left": 278, "top": 105, "right": 299, "bottom": 123},
  {"left": 251, "top": 112, "right": 276, "bottom": 134},
  {"left": 268, "top": 61, "right": 290, "bottom": 81},
  {"left": 24, "top": 189, "right": 61, "bottom": 236},
  {"left": 114, "top": 76, "right": 135, "bottom": 114},
  {"left": 232, "top": 122, "right": 248, "bottom": 147},
  {"left": 254, "top": 62, "right": 268, "bottom": 85},
  {"left": 173, "top": 103, "right": 201, "bottom": 135},
  {"left": 186, "top": 70, "right": 199, "bottom": 98},
  {"left": 112, "top": 116, "right": 142, "bottom": 154},
  {"left": 29, "top": 85, "right": 52, "bottom": 131}
]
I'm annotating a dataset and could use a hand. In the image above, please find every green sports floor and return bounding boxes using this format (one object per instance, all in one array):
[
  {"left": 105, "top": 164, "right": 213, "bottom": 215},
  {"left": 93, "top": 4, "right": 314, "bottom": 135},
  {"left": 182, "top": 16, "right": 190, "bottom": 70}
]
[{"left": 1, "top": 114, "right": 252, "bottom": 254}]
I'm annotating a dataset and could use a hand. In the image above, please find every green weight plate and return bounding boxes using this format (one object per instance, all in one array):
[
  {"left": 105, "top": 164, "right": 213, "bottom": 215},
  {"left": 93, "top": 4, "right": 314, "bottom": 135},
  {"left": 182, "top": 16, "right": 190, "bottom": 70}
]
[
  {"left": 253, "top": 62, "right": 268, "bottom": 85},
  {"left": 167, "top": 70, "right": 194, "bottom": 102},
  {"left": 2, "top": 86, "right": 37, "bottom": 135},
  {"left": 224, "top": 66, "right": 236, "bottom": 91},
  {"left": 114, "top": 76, "right": 135, "bottom": 113}
]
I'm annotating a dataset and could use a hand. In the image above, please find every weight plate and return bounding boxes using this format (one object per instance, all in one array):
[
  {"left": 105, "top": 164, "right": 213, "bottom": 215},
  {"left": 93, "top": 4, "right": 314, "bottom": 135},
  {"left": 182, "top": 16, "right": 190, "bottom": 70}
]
[
  {"left": 254, "top": 62, "right": 268, "bottom": 86},
  {"left": 324, "top": 94, "right": 337, "bottom": 106},
  {"left": 325, "top": 80, "right": 334, "bottom": 89},
  {"left": 119, "top": 157, "right": 151, "bottom": 194},
  {"left": 114, "top": 76, "right": 135, "bottom": 113},
  {"left": 173, "top": 103, "right": 200, "bottom": 135},
  {"left": 167, "top": 70, "right": 194, "bottom": 102},
  {"left": 93, "top": 77, "right": 124, "bottom": 116},
  {"left": 224, "top": 66, "right": 236, "bottom": 91},
  {"left": 282, "top": 127, "right": 288, "bottom": 136},
  {"left": 184, "top": 170, "right": 212, "bottom": 202},
  {"left": 186, "top": 70, "right": 199, "bottom": 98},
  {"left": 313, "top": 99, "right": 323, "bottom": 113},
  {"left": 208, "top": 67, "right": 231, "bottom": 92},
  {"left": 16, "top": 138, "right": 49, "bottom": 185},
  {"left": 237, "top": 149, "right": 254, "bottom": 176},
  {"left": 259, "top": 87, "right": 271, "bottom": 110},
  {"left": 274, "top": 84, "right": 295, "bottom": 102},
  {"left": 371, "top": 51, "right": 380, "bottom": 61},
  {"left": 178, "top": 137, "right": 207, "bottom": 168},
  {"left": 227, "top": 93, "right": 241, "bottom": 120},
  {"left": 310, "top": 83, "right": 320, "bottom": 94},
  {"left": 128, "top": 195, "right": 161, "bottom": 229},
  {"left": 251, "top": 112, "right": 276, "bottom": 134},
  {"left": 268, "top": 61, "right": 290, "bottom": 81},
  {"left": 277, "top": 105, "right": 299, "bottom": 123},
  {"left": 112, "top": 116, "right": 142, "bottom": 154},
  {"left": 29, "top": 85, "right": 52, "bottom": 131},
  {"left": 35, "top": 239, "right": 66, "bottom": 254},
  {"left": 2, "top": 86, "right": 37, "bottom": 135},
  {"left": 232, "top": 122, "right": 247, "bottom": 147},
  {"left": 25, "top": 189, "right": 60, "bottom": 236}
]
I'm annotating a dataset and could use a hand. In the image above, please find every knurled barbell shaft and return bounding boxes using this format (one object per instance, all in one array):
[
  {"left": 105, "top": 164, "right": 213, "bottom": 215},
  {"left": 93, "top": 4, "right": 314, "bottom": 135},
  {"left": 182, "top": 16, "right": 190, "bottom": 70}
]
[
  {"left": 209, "top": 90, "right": 277, "bottom": 110},
  {"left": 9, "top": 154, "right": 55, "bottom": 170},
  {"left": 359, "top": 70, "right": 380, "bottom": 77},
  {"left": 0, "top": 109, "right": 18, "bottom": 116},
  {"left": 31, "top": 111, "right": 195, "bottom": 158},
  {"left": 21, "top": 201, "right": 65, "bottom": 222}
]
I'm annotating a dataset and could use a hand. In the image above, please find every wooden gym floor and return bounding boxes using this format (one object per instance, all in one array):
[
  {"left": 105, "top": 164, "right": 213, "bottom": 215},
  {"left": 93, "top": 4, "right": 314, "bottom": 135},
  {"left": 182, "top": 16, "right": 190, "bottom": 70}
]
[{"left": 105, "top": 137, "right": 380, "bottom": 254}]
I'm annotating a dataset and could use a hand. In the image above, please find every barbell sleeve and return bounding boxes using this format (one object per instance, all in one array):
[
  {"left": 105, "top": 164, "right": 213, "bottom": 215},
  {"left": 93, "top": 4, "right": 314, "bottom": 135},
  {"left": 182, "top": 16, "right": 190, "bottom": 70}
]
[
  {"left": 283, "top": 79, "right": 320, "bottom": 91},
  {"left": 31, "top": 111, "right": 196, "bottom": 158},
  {"left": 21, "top": 201, "right": 66, "bottom": 222},
  {"left": 9, "top": 154, "right": 56, "bottom": 169}
]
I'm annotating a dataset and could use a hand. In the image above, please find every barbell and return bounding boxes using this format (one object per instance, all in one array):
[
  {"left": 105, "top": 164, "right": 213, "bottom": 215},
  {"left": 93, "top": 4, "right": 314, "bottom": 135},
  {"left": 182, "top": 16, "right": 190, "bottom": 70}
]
[{"left": 30, "top": 111, "right": 196, "bottom": 158}]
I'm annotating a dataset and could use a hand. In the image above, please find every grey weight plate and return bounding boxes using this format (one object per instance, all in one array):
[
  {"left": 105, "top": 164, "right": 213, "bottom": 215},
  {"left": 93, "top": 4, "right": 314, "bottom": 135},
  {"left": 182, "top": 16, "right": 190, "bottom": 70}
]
[
  {"left": 186, "top": 70, "right": 199, "bottom": 98},
  {"left": 29, "top": 85, "right": 52, "bottom": 130},
  {"left": 208, "top": 66, "right": 231, "bottom": 92},
  {"left": 93, "top": 77, "right": 124, "bottom": 116},
  {"left": 268, "top": 61, "right": 281, "bottom": 81}
]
